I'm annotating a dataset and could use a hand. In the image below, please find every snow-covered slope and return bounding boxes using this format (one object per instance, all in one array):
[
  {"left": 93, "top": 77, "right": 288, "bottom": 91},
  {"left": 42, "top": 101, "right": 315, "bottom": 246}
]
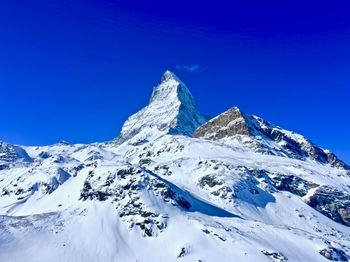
[{"left": 0, "top": 71, "right": 349, "bottom": 262}]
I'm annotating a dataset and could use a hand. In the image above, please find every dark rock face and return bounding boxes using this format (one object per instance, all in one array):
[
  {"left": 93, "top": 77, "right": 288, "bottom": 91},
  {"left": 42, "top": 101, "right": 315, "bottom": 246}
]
[
  {"left": 325, "top": 151, "right": 350, "bottom": 170},
  {"left": 258, "top": 122, "right": 349, "bottom": 170},
  {"left": 319, "top": 247, "right": 348, "bottom": 261},
  {"left": 79, "top": 166, "right": 191, "bottom": 237},
  {"left": 194, "top": 107, "right": 251, "bottom": 139},
  {"left": 38, "top": 151, "right": 51, "bottom": 159},
  {"left": 80, "top": 167, "right": 167, "bottom": 237},
  {"left": 307, "top": 186, "right": 350, "bottom": 227},
  {"left": 199, "top": 175, "right": 224, "bottom": 188},
  {"left": 270, "top": 174, "right": 318, "bottom": 197},
  {"left": 261, "top": 250, "right": 288, "bottom": 262},
  {"left": 177, "top": 247, "right": 188, "bottom": 258},
  {"left": 0, "top": 164, "right": 9, "bottom": 170},
  {"left": 251, "top": 117, "right": 349, "bottom": 170},
  {"left": 194, "top": 107, "right": 349, "bottom": 170}
]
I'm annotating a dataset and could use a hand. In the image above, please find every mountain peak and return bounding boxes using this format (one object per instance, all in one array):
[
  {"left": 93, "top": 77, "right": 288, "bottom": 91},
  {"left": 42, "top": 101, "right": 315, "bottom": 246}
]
[
  {"left": 194, "top": 107, "right": 252, "bottom": 139},
  {"left": 118, "top": 71, "right": 207, "bottom": 143},
  {"left": 160, "top": 70, "right": 179, "bottom": 83},
  {"left": 194, "top": 107, "right": 349, "bottom": 170},
  {"left": 149, "top": 70, "right": 189, "bottom": 104}
]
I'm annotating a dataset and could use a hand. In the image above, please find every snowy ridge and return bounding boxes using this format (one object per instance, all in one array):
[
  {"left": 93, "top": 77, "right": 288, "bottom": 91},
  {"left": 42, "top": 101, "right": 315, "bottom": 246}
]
[{"left": 0, "top": 71, "right": 350, "bottom": 262}]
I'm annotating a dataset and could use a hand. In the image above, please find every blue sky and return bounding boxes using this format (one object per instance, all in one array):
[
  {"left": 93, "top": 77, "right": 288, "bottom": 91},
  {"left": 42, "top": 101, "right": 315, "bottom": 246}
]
[{"left": 0, "top": 0, "right": 349, "bottom": 163}]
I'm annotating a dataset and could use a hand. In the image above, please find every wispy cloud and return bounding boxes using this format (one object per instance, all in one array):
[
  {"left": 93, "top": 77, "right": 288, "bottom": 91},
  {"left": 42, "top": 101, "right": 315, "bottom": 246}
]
[{"left": 175, "top": 64, "right": 201, "bottom": 73}]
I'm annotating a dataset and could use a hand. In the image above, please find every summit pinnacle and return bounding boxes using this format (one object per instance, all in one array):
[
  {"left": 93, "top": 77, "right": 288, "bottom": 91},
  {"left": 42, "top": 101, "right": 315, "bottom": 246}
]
[{"left": 118, "top": 70, "right": 207, "bottom": 142}]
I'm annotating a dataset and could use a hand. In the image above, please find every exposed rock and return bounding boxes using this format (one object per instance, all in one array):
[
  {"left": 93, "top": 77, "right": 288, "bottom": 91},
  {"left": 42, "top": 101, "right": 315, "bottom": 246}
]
[
  {"left": 199, "top": 175, "right": 224, "bottom": 188},
  {"left": 319, "top": 247, "right": 348, "bottom": 261},
  {"left": 325, "top": 150, "right": 350, "bottom": 170},
  {"left": 261, "top": 250, "right": 288, "bottom": 262},
  {"left": 39, "top": 151, "right": 51, "bottom": 159},
  {"left": 258, "top": 122, "right": 349, "bottom": 170},
  {"left": 85, "top": 151, "right": 104, "bottom": 162},
  {"left": 194, "top": 107, "right": 251, "bottom": 139},
  {"left": 307, "top": 186, "right": 350, "bottom": 227},
  {"left": 177, "top": 246, "right": 189, "bottom": 258},
  {"left": 270, "top": 174, "right": 318, "bottom": 197},
  {"left": 79, "top": 165, "right": 192, "bottom": 237},
  {"left": 194, "top": 107, "right": 349, "bottom": 170},
  {"left": 0, "top": 164, "right": 9, "bottom": 170}
]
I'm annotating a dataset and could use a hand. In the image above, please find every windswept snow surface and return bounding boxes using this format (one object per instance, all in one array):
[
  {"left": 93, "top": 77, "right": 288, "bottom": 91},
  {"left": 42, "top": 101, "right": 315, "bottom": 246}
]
[{"left": 1, "top": 71, "right": 350, "bottom": 262}]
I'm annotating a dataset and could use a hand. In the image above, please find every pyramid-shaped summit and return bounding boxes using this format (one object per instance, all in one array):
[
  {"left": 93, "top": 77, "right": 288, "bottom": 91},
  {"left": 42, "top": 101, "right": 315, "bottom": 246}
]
[{"left": 118, "top": 70, "right": 207, "bottom": 142}]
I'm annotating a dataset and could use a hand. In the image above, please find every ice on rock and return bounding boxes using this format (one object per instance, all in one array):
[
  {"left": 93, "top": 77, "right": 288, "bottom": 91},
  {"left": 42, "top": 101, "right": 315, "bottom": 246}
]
[{"left": 117, "top": 70, "right": 207, "bottom": 143}]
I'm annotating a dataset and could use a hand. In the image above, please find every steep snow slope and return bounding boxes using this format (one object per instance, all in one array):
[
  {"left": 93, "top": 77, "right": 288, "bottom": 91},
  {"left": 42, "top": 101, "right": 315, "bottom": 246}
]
[
  {"left": 117, "top": 71, "right": 208, "bottom": 143},
  {"left": 0, "top": 71, "right": 349, "bottom": 262}
]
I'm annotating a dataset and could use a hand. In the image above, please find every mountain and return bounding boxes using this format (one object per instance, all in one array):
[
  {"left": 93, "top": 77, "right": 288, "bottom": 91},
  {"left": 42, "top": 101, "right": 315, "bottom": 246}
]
[
  {"left": 117, "top": 70, "right": 208, "bottom": 143},
  {"left": 0, "top": 71, "right": 350, "bottom": 262},
  {"left": 194, "top": 107, "right": 349, "bottom": 170}
]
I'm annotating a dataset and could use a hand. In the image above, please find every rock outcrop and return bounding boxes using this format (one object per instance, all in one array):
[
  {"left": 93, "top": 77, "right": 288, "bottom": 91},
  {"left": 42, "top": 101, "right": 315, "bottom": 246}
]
[
  {"left": 194, "top": 107, "right": 349, "bottom": 170},
  {"left": 307, "top": 186, "right": 350, "bottom": 227},
  {"left": 194, "top": 107, "right": 252, "bottom": 139}
]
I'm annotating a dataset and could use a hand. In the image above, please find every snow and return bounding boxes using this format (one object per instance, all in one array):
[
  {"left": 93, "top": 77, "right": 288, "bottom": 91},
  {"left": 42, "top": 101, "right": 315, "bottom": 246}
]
[
  {"left": 0, "top": 71, "right": 350, "bottom": 261},
  {"left": 1, "top": 131, "right": 349, "bottom": 261},
  {"left": 117, "top": 71, "right": 207, "bottom": 142}
]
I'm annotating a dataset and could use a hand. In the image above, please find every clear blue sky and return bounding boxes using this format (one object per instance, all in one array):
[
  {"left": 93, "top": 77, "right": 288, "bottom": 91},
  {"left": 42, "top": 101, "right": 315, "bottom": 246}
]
[{"left": 0, "top": 1, "right": 349, "bottom": 163}]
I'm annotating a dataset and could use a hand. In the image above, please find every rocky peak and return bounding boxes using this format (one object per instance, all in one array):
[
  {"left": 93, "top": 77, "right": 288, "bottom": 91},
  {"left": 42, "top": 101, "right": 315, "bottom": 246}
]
[
  {"left": 117, "top": 71, "right": 207, "bottom": 143},
  {"left": 194, "top": 108, "right": 349, "bottom": 170},
  {"left": 194, "top": 107, "right": 254, "bottom": 139},
  {"left": 149, "top": 70, "right": 193, "bottom": 105},
  {"left": 160, "top": 70, "right": 180, "bottom": 83}
]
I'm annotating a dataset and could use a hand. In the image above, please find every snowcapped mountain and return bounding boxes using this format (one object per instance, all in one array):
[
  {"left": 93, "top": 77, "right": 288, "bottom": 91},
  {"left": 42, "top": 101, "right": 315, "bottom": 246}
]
[
  {"left": 117, "top": 70, "right": 208, "bottom": 143},
  {"left": 0, "top": 71, "right": 349, "bottom": 262}
]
